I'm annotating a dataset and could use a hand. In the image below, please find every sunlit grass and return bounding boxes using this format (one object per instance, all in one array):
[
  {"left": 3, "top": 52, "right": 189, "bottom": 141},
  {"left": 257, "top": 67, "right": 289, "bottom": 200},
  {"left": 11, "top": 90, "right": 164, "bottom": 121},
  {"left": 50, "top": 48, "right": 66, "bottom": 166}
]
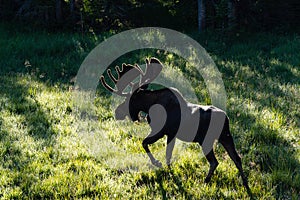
[{"left": 0, "top": 26, "right": 299, "bottom": 199}]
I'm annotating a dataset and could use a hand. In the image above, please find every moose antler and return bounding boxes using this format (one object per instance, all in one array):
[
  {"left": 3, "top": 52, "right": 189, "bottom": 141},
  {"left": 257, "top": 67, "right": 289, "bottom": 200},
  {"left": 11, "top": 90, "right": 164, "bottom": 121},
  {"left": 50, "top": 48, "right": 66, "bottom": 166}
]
[
  {"left": 100, "top": 58, "right": 163, "bottom": 96},
  {"left": 140, "top": 58, "right": 163, "bottom": 86},
  {"left": 100, "top": 63, "right": 143, "bottom": 96}
]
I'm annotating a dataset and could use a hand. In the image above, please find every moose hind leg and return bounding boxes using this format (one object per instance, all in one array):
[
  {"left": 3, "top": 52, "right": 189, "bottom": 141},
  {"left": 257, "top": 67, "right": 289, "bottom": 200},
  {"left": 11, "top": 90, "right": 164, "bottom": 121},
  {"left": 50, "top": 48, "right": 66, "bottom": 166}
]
[
  {"left": 219, "top": 132, "right": 250, "bottom": 191},
  {"left": 166, "top": 136, "right": 176, "bottom": 166},
  {"left": 142, "top": 131, "right": 164, "bottom": 167},
  {"left": 203, "top": 148, "right": 219, "bottom": 183}
]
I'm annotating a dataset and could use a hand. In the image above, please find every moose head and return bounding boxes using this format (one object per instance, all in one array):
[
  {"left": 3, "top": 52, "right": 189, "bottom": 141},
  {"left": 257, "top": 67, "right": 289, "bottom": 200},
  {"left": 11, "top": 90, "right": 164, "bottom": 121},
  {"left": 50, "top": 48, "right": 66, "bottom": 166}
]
[{"left": 100, "top": 58, "right": 163, "bottom": 121}]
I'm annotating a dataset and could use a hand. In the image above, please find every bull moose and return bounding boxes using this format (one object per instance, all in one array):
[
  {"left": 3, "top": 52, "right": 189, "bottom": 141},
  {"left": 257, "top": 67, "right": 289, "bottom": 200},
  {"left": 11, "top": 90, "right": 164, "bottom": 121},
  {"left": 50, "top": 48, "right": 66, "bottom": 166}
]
[{"left": 100, "top": 58, "right": 250, "bottom": 192}]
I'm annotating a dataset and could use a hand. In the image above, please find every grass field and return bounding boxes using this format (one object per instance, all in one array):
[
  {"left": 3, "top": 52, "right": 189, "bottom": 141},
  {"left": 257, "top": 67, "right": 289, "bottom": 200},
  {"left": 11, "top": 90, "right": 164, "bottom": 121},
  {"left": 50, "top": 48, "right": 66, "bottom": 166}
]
[{"left": 0, "top": 25, "right": 299, "bottom": 199}]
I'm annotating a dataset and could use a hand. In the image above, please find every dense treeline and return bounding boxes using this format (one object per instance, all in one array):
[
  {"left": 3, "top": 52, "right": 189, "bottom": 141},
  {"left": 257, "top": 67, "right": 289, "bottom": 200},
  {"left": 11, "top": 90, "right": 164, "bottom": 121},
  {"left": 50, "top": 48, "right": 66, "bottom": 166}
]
[{"left": 1, "top": 0, "right": 300, "bottom": 32}]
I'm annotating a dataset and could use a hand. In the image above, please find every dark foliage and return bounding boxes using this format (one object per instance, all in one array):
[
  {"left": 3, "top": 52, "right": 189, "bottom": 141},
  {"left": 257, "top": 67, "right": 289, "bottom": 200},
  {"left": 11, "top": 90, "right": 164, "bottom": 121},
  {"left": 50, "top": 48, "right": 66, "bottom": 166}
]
[{"left": 0, "top": 0, "right": 299, "bottom": 32}]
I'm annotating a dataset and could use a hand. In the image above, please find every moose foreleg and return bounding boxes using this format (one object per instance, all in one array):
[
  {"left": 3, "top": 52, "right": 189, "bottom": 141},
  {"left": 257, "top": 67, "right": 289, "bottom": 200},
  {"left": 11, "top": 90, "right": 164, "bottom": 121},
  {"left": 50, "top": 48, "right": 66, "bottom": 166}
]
[
  {"left": 142, "top": 131, "right": 164, "bottom": 168},
  {"left": 166, "top": 137, "right": 176, "bottom": 166}
]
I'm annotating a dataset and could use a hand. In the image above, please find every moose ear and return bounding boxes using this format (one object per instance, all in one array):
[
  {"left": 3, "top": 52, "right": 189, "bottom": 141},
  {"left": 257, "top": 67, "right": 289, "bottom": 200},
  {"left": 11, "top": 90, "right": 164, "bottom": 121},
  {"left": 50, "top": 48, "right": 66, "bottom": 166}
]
[{"left": 141, "top": 57, "right": 163, "bottom": 85}]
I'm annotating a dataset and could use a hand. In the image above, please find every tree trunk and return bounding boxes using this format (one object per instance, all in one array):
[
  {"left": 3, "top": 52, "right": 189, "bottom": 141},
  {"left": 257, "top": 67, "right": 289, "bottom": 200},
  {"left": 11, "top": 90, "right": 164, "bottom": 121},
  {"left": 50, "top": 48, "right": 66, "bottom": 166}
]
[
  {"left": 70, "top": 0, "right": 75, "bottom": 22},
  {"left": 228, "top": 0, "right": 236, "bottom": 28},
  {"left": 16, "top": 0, "right": 33, "bottom": 17},
  {"left": 197, "top": 0, "right": 205, "bottom": 32},
  {"left": 56, "top": 0, "right": 62, "bottom": 22}
]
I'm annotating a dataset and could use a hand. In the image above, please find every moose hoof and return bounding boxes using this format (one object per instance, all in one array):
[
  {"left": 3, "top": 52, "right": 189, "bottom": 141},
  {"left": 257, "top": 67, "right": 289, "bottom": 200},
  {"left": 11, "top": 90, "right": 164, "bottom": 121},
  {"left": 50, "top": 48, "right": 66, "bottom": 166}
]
[
  {"left": 152, "top": 160, "right": 162, "bottom": 168},
  {"left": 166, "top": 161, "right": 172, "bottom": 168},
  {"left": 204, "top": 177, "right": 211, "bottom": 183}
]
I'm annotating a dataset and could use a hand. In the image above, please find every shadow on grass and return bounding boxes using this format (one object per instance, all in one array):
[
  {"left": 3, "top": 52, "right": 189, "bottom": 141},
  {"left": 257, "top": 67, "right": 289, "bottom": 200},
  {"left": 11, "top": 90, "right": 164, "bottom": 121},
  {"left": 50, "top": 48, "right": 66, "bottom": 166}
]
[
  {"left": 0, "top": 75, "right": 57, "bottom": 183},
  {"left": 135, "top": 168, "right": 196, "bottom": 199},
  {"left": 233, "top": 109, "right": 299, "bottom": 186},
  {"left": 0, "top": 76, "right": 56, "bottom": 140},
  {"left": 221, "top": 39, "right": 300, "bottom": 197}
]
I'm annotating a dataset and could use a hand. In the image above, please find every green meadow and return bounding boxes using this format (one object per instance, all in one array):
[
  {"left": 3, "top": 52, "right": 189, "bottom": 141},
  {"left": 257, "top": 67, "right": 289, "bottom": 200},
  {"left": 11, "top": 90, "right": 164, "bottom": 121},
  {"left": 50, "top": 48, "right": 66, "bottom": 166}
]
[{"left": 0, "top": 26, "right": 299, "bottom": 199}]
